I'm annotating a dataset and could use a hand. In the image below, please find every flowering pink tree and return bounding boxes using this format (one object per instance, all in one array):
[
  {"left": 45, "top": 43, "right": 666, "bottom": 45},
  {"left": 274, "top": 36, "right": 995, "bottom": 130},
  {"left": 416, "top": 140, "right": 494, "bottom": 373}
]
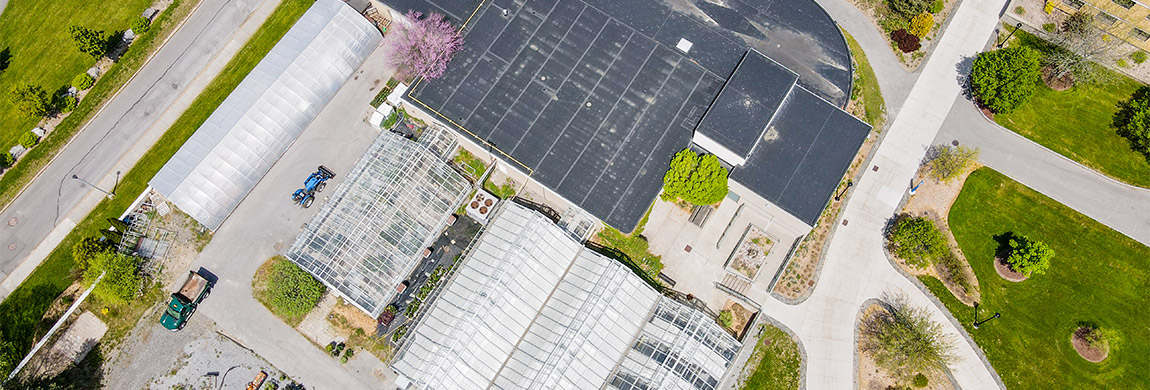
[{"left": 384, "top": 11, "right": 463, "bottom": 80}]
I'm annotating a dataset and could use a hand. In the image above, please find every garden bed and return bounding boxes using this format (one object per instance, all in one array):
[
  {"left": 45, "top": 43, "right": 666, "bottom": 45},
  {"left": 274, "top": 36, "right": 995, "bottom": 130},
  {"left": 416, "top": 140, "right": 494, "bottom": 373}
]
[
  {"left": 857, "top": 304, "right": 955, "bottom": 390},
  {"left": 726, "top": 225, "right": 775, "bottom": 281},
  {"left": 734, "top": 322, "right": 802, "bottom": 390},
  {"left": 849, "top": 0, "right": 960, "bottom": 70}
]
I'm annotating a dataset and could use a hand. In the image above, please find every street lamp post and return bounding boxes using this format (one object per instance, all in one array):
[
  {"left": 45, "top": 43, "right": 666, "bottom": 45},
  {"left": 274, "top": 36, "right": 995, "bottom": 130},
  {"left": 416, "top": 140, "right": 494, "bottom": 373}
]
[
  {"left": 997, "top": 22, "right": 1024, "bottom": 49},
  {"left": 834, "top": 180, "right": 853, "bottom": 201},
  {"left": 72, "top": 174, "right": 114, "bottom": 199},
  {"left": 972, "top": 302, "right": 1002, "bottom": 329}
]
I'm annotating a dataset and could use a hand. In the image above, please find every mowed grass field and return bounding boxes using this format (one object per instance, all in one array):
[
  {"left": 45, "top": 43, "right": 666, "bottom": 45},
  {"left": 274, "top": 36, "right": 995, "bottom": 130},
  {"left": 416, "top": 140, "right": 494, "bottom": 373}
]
[
  {"left": 995, "top": 29, "right": 1150, "bottom": 188},
  {"left": 0, "top": 0, "right": 152, "bottom": 149},
  {"left": 928, "top": 168, "right": 1149, "bottom": 388}
]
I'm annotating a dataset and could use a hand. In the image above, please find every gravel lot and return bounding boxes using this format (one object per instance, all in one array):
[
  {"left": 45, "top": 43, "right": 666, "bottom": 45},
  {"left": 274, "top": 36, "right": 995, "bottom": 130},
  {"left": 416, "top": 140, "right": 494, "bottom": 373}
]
[{"left": 102, "top": 316, "right": 293, "bottom": 390}]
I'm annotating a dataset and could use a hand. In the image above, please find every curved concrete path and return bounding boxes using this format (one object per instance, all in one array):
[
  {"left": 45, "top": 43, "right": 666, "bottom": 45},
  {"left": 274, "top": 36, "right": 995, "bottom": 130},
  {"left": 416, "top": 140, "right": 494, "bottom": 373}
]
[
  {"left": 938, "top": 97, "right": 1150, "bottom": 246},
  {"left": 814, "top": 0, "right": 917, "bottom": 114},
  {"left": 757, "top": 0, "right": 1009, "bottom": 388}
]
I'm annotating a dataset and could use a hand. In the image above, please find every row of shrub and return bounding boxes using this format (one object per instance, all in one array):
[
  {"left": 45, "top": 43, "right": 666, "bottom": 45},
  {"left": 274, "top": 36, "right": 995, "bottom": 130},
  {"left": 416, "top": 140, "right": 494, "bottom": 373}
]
[
  {"left": 0, "top": 17, "right": 150, "bottom": 170},
  {"left": 884, "top": 0, "right": 944, "bottom": 53}
]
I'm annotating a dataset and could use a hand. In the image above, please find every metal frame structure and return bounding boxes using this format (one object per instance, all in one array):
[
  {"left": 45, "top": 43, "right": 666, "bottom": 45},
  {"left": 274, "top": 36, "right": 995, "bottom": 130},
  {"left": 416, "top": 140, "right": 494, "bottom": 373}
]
[{"left": 287, "top": 129, "right": 470, "bottom": 317}]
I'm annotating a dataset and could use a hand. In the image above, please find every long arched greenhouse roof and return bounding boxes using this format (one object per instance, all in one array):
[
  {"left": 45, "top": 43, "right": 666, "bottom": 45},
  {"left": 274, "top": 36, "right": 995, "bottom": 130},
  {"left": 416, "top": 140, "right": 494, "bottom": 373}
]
[{"left": 150, "top": 0, "right": 381, "bottom": 230}]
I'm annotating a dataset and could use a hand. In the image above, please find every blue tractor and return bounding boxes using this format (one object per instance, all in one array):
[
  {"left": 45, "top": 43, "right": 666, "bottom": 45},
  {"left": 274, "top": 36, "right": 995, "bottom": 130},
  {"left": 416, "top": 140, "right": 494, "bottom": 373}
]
[{"left": 292, "top": 166, "right": 335, "bottom": 208}]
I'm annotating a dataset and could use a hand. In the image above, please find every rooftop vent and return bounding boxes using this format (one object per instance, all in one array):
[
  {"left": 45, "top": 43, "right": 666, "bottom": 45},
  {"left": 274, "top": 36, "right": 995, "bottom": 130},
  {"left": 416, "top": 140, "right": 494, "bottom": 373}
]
[
  {"left": 676, "top": 38, "right": 693, "bottom": 53},
  {"left": 466, "top": 190, "right": 499, "bottom": 223}
]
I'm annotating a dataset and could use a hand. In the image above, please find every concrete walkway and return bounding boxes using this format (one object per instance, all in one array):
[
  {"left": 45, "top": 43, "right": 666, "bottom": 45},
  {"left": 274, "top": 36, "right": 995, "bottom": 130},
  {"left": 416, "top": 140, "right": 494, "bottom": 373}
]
[
  {"left": 759, "top": 0, "right": 1009, "bottom": 388},
  {"left": 937, "top": 96, "right": 1150, "bottom": 246},
  {"left": 0, "top": 0, "right": 273, "bottom": 302}
]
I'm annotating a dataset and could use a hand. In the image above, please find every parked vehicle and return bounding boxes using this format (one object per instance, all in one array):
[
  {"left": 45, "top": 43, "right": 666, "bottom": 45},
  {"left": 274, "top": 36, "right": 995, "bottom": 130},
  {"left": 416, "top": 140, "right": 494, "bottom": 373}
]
[
  {"left": 160, "top": 270, "right": 214, "bottom": 331},
  {"left": 291, "top": 166, "right": 335, "bottom": 208}
]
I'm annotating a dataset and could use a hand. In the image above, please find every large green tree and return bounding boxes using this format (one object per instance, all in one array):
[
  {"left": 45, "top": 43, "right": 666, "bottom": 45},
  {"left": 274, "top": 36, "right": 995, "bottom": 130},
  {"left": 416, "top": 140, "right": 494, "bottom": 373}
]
[
  {"left": 82, "top": 252, "right": 142, "bottom": 303},
  {"left": 970, "top": 46, "right": 1041, "bottom": 114},
  {"left": 72, "top": 236, "right": 112, "bottom": 271},
  {"left": 68, "top": 25, "right": 110, "bottom": 59},
  {"left": 7, "top": 83, "right": 50, "bottom": 118},
  {"left": 267, "top": 260, "right": 325, "bottom": 318},
  {"left": 1113, "top": 86, "right": 1150, "bottom": 160},
  {"left": 927, "top": 145, "right": 980, "bottom": 183},
  {"left": 888, "top": 217, "right": 948, "bottom": 268},
  {"left": 1006, "top": 234, "right": 1054, "bottom": 277},
  {"left": 661, "top": 149, "right": 729, "bottom": 206}
]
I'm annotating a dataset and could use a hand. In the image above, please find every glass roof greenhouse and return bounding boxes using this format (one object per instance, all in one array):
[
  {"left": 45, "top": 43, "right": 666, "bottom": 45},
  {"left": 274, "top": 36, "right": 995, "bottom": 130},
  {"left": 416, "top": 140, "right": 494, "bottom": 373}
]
[
  {"left": 392, "top": 202, "right": 741, "bottom": 389},
  {"left": 286, "top": 129, "right": 471, "bottom": 317}
]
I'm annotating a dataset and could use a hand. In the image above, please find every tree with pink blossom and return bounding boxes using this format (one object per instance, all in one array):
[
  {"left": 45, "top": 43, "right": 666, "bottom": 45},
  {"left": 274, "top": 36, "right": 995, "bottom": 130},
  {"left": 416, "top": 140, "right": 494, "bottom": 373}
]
[{"left": 384, "top": 11, "right": 463, "bottom": 80}]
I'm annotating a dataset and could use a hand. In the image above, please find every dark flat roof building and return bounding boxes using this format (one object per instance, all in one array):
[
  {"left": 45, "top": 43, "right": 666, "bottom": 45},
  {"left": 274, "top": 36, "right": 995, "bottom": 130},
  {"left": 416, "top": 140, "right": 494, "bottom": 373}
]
[{"left": 385, "top": 0, "right": 869, "bottom": 230}]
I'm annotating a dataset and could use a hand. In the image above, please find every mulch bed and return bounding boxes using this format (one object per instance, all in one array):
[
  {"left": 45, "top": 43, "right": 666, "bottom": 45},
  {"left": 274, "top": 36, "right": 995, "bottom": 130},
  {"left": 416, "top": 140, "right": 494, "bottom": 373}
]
[
  {"left": 1042, "top": 66, "right": 1075, "bottom": 91},
  {"left": 1072, "top": 327, "right": 1108, "bottom": 363},
  {"left": 994, "top": 256, "right": 1027, "bottom": 282}
]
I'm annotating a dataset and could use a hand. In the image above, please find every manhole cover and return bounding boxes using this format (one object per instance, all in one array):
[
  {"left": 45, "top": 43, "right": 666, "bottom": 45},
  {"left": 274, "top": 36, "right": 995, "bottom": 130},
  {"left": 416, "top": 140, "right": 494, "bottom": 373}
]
[
  {"left": 8, "top": 243, "right": 16, "bottom": 251},
  {"left": 7, "top": 217, "right": 16, "bottom": 226}
]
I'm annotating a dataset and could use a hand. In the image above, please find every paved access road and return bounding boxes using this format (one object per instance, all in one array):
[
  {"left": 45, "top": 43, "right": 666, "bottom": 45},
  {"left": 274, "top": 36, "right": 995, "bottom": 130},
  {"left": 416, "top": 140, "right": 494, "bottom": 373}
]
[
  {"left": 757, "top": 0, "right": 1010, "bottom": 388},
  {"left": 189, "top": 46, "right": 400, "bottom": 388},
  {"left": 937, "top": 95, "right": 1150, "bottom": 246},
  {"left": 0, "top": 0, "right": 264, "bottom": 295}
]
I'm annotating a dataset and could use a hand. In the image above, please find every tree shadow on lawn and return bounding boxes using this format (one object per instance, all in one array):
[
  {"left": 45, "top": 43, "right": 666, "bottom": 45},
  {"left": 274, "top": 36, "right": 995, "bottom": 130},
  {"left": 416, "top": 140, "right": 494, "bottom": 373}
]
[
  {"left": 991, "top": 231, "right": 1018, "bottom": 258},
  {"left": 0, "top": 283, "right": 69, "bottom": 352},
  {"left": 0, "top": 47, "right": 11, "bottom": 74}
]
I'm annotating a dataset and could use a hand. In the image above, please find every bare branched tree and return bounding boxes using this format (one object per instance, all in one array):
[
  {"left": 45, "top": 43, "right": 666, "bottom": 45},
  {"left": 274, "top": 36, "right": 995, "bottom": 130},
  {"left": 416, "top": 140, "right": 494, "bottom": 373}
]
[
  {"left": 1045, "top": 12, "right": 1123, "bottom": 85},
  {"left": 860, "top": 293, "right": 959, "bottom": 379}
]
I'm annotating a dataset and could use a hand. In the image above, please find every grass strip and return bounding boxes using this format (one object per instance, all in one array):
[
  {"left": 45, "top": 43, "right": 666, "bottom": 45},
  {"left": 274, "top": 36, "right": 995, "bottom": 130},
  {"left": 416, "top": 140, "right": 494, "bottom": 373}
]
[
  {"left": 933, "top": 167, "right": 1149, "bottom": 389},
  {"left": 0, "top": 0, "right": 153, "bottom": 148},
  {"left": 740, "top": 323, "right": 802, "bottom": 390},
  {"left": 0, "top": 0, "right": 314, "bottom": 358},
  {"left": 843, "top": 29, "right": 886, "bottom": 130}
]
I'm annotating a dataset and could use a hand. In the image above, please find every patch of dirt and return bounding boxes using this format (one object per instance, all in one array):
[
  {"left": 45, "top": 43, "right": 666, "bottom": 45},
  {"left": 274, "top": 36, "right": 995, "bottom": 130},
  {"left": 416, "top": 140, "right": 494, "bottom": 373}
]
[
  {"left": 994, "top": 256, "right": 1027, "bottom": 282},
  {"left": 898, "top": 165, "right": 981, "bottom": 305},
  {"left": 728, "top": 226, "right": 775, "bottom": 280},
  {"left": 774, "top": 129, "right": 878, "bottom": 301},
  {"left": 721, "top": 300, "right": 753, "bottom": 338},
  {"left": 1042, "top": 66, "right": 1075, "bottom": 91},
  {"left": 1071, "top": 327, "right": 1108, "bottom": 363},
  {"left": 858, "top": 305, "right": 955, "bottom": 390},
  {"left": 331, "top": 299, "right": 377, "bottom": 334}
]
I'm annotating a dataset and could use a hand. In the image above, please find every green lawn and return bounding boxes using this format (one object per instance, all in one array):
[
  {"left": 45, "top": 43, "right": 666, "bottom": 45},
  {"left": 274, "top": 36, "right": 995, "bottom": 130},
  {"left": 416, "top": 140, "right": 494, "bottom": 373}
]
[
  {"left": 0, "top": 0, "right": 152, "bottom": 149},
  {"left": 0, "top": 0, "right": 314, "bottom": 360},
  {"left": 995, "top": 30, "right": 1150, "bottom": 188},
  {"left": 843, "top": 29, "right": 886, "bottom": 130},
  {"left": 932, "top": 168, "right": 1149, "bottom": 389},
  {"left": 740, "top": 323, "right": 802, "bottom": 390}
]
